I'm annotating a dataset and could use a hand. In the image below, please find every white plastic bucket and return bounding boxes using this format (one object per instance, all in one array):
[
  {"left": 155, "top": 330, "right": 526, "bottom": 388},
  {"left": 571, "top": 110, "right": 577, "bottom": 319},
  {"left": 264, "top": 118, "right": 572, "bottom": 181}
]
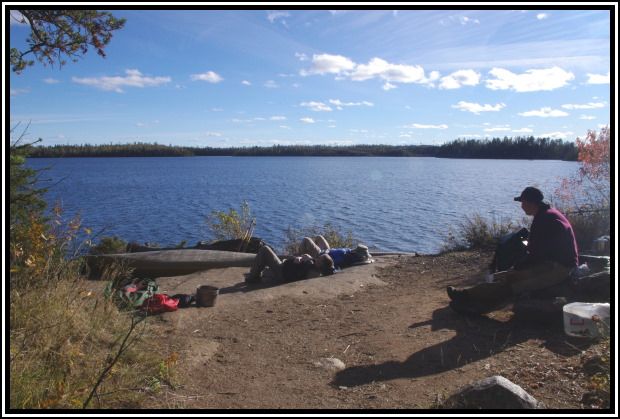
[{"left": 563, "top": 302, "right": 610, "bottom": 338}]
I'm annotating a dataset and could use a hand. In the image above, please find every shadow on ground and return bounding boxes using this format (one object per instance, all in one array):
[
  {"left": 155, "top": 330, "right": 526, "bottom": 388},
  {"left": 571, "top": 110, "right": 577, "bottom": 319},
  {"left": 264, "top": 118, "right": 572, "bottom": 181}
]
[{"left": 331, "top": 305, "right": 596, "bottom": 388}]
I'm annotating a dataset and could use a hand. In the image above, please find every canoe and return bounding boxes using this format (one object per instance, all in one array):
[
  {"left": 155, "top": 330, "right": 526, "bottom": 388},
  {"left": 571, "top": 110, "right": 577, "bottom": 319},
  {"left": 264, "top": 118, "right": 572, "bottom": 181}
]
[{"left": 87, "top": 249, "right": 256, "bottom": 278}]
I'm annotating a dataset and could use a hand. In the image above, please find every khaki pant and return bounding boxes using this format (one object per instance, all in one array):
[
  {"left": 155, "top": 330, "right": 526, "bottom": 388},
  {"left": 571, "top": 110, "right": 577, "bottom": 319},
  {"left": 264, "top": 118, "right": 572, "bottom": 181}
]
[
  {"left": 299, "top": 236, "right": 330, "bottom": 258},
  {"left": 248, "top": 246, "right": 283, "bottom": 280},
  {"left": 464, "top": 260, "right": 572, "bottom": 302}
]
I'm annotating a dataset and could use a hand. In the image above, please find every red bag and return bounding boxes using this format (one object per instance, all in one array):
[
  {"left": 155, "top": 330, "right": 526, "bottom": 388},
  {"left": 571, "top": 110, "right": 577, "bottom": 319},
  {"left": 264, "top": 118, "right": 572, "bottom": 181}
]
[{"left": 141, "top": 293, "right": 179, "bottom": 314}]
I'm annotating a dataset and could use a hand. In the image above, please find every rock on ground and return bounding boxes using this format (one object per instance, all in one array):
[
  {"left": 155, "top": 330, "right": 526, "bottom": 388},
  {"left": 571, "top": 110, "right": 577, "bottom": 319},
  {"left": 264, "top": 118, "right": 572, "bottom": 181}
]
[{"left": 441, "top": 375, "right": 544, "bottom": 409}]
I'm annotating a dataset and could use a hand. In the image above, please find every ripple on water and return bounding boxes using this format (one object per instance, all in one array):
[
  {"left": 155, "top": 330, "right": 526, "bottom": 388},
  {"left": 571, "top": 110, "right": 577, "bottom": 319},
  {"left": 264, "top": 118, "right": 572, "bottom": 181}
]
[{"left": 27, "top": 156, "right": 578, "bottom": 253}]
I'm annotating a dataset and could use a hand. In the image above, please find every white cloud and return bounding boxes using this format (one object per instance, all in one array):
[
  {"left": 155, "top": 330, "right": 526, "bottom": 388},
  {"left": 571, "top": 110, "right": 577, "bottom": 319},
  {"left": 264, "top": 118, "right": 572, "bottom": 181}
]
[
  {"left": 191, "top": 71, "right": 223, "bottom": 83},
  {"left": 536, "top": 13, "right": 549, "bottom": 20},
  {"left": 405, "top": 123, "right": 448, "bottom": 129},
  {"left": 561, "top": 102, "right": 605, "bottom": 109},
  {"left": 540, "top": 131, "right": 573, "bottom": 139},
  {"left": 241, "top": 80, "right": 251, "bottom": 86},
  {"left": 300, "top": 101, "right": 332, "bottom": 112},
  {"left": 512, "top": 128, "right": 533, "bottom": 133},
  {"left": 301, "top": 54, "right": 440, "bottom": 88},
  {"left": 457, "top": 134, "right": 483, "bottom": 139},
  {"left": 579, "top": 115, "right": 596, "bottom": 120},
  {"left": 43, "top": 78, "right": 60, "bottom": 84},
  {"left": 205, "top": 131, "right": 222, "bottom": 137},
  {"left": 264, "top": 80, "right": 279, "bottom": 88},
  {"left": 485, "top": 66, "right": 574, "bottom": 92},
  {"left": 459, "top": 16, "right": 480, "bottom": 25},
  {"left": 328, "top": 99, "right": 374, "bottom": 109},
  {"left": 280, "top": 125, "right": 291, "bottom": 129},
  {"left": 270, "top": 116, "right": 287, "bottom": 121},
  {"left": 439, "top": 69, "right": 481, "bottom": 89},
  {"left": 267, "top": 11, "right": 290, "bottom": 24},
  {"left": 210, "top": 108, "right": 223, "bottom": 112},
  {"left": 10, "top": 88, "right": 29, "bottom": 96},
  {"left": 428, "top": 71, "right": 441, "bottom": 82},
  {"left": 300, "top": 117, "right": 315, "bottom": 124},
  {"left": 300, "top": 53, "right": 356, "bottom": 76},
  {"left": 586, "top": 72, "right": 610, "bottom": 84},
  {"left": 440, "top": 15, "right": 480, "bottom": 26},
  {"left": 295, "top": 52, "right": 308, "bottom": 61},
  {"left": 72, "top": 69, "right": 171, "bottom": 93},
  {"left": 518, "top": 107, "right": 569, "bottom": 117},
  {"left": 484, "top": 126, "right": 511, "bottom": 132},
  {"left": 350, "top": 57, "right": 427, "bottom": 83},
  {"left": 452, "top": 101, "right": 505, "bottom": 114}
]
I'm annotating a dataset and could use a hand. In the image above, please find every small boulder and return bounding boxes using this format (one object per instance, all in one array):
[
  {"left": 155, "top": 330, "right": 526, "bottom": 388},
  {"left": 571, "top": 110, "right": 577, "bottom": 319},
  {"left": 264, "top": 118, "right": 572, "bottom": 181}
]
[
  {"left": 314, "top": 357, "right": 346, "bottom": 372},
  {"left": 442, "top": 375, "right": 544, "bottom": 409}
]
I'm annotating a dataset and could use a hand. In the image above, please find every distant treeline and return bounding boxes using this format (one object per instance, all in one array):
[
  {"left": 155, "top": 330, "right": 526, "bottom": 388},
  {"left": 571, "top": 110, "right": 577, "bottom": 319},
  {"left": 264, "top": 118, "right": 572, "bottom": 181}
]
[{"left": 28, "top": 136, "right": 578, "bottom": 160}]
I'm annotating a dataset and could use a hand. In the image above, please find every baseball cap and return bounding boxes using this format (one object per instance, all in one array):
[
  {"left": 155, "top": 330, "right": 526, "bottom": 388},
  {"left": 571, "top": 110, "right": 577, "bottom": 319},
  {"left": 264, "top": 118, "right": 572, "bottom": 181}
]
[{"left": 514, "top": 186, "right": 544, "bottom": 203}]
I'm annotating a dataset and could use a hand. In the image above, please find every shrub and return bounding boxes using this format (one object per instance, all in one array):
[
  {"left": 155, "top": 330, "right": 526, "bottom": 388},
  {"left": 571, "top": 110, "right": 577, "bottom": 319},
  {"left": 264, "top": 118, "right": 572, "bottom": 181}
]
[
  {"left": 10, "top": 219, "right": 163, "bottom": 409},
  {"left": 9, "top": 136, "right": 163, "bottom": 408},
  {"left": 89, "top": 236, "right": 128, "bottom": 255},
  {"left": 282, "top": 222, "right": 355, "bottom": 255},
  {"left": 206, "top": 200, "right": 256, "bottom": 241},
  {"left": 562, "top": 207, "right": 610, "bottom": 254},
  {"left": 555, "top": 126, "right": 610, "bottom": 252},
  {"left": 441, "top": 213, "right": 526, "bottom": 253}
]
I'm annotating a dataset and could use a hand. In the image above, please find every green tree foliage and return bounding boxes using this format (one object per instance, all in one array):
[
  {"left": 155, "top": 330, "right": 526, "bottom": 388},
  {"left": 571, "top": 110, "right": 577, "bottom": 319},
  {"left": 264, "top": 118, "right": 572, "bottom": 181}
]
[
  {"left": 28, "top": 138, "right": 578, "bottom": 160},
  {"left": 437, "top": 136, "right": 578, "bottom": 160},
  {"left": 10, "top": 9, "right": 125, "bottom": 73},
  {"left": 9, "top": 126, "right": 47, "bottom": 247}
]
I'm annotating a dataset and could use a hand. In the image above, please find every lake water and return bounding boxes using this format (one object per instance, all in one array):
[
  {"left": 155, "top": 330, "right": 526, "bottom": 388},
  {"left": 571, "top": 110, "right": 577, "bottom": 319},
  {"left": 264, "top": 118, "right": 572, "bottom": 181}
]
[{"left": 26, "top": 156, "right": 578, "bottom": 254}]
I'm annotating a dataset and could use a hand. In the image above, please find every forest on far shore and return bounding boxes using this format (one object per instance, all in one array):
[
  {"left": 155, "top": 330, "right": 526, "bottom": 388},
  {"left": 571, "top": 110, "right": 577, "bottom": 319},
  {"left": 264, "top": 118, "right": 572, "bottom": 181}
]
[{"left": 27, "top": 136, "right": 578, "bottom": 160}]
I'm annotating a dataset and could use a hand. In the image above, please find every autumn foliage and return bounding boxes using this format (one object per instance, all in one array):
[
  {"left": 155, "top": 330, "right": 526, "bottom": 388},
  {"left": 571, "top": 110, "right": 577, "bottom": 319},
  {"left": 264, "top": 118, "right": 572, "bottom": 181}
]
[
  {"left": 555, "top": 126, "right": 610, "bottom": 250},
  {"left": 557, "top": 126, "right": 610, "bottom": 206}
]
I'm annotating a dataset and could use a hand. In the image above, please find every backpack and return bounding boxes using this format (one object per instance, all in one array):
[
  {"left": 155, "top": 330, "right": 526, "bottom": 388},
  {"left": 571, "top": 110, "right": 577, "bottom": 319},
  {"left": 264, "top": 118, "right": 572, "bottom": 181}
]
[
  {"left": 171, "top": 293, "right": 195, "bottom": 308},
  {"left": 105, "top": 279, "right": 159, "bottom": 309},
  {"left": 141, "top": 293, "right": 179, "bottom": 315},
  {"left": 490, "top": 228, "right": 529, "bottom": 272}
]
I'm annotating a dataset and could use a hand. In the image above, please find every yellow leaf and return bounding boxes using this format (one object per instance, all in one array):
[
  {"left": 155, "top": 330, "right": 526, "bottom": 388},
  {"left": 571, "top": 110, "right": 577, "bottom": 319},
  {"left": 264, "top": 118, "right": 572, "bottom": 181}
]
[{"left": 69, "top": 399, "right": 83, "bottom": 408}]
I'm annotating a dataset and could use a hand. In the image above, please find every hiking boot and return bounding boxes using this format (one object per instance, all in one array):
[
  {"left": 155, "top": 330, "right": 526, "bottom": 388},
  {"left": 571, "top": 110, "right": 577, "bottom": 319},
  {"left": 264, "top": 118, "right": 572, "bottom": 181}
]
[{"left": 446, "top": 286, "right": 467, "bottom": 301}]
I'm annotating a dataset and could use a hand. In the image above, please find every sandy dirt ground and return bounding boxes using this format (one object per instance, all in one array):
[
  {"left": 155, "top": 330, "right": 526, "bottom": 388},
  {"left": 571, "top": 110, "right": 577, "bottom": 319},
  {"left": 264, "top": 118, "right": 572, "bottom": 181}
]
[{"left": 132, "top": 250, "right": 609, "bottom": 410}]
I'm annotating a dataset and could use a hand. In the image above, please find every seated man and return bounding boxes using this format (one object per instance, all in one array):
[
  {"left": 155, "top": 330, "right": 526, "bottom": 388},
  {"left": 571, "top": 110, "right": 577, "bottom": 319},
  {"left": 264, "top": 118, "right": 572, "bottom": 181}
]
[
  {"left": 447, "top": 186, "right": 579, "bottom": 315},
  {"left": 245, "top": 245, "right": 335, "bottom": 284},
  {"left": 299, "top": 235, "right": 373, "bottom": 270}
]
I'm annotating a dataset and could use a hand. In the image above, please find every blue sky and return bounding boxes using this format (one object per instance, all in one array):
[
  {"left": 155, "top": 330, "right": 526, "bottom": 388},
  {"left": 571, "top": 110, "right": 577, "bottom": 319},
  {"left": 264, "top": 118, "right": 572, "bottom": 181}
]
[{"left": 8, "top": 8, "right": 612, "bottom": 147}]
